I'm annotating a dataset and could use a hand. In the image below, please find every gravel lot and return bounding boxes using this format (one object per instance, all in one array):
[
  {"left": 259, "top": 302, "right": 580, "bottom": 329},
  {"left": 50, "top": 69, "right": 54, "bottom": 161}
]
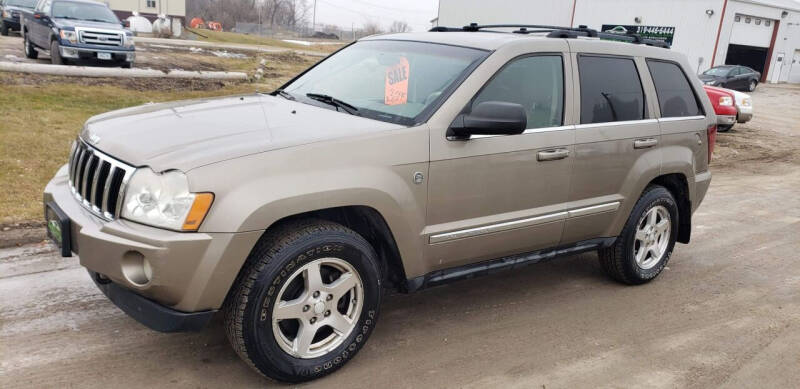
[{"left": 1, "top": 84, "right": 799, "bottom": 388}]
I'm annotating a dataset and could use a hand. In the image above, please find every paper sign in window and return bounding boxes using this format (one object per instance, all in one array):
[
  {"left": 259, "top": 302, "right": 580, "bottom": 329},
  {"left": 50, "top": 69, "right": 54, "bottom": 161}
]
[{"left": 385, "top": 57, "right": 410, "bottom": 106}]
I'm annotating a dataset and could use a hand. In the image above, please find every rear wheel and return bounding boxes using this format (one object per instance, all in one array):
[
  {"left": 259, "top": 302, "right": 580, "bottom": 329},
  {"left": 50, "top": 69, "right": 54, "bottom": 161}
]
[
  {"left": 1, "top": 22, "right": 9, "bottom": 36},
  {"left": 599, "top": 185, "right": 678, "bottom": 284},
  {"left": 50, "top": 40, "right": 64, "bottom": 65},
  {"left": 23, "top": 33, "right": 38, "bottom": 59},
  {"left": 748, "top": 80, "right": 757, "bottom": 92},
  {"left": 224, "top": 220, "right": 382, "bottom": 383}
]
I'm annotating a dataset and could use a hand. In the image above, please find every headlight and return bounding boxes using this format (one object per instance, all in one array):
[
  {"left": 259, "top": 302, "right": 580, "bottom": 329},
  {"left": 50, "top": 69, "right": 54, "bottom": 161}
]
[
  {"left": 59, "top": 29, "right": 78, "bottom": 44},
  {"left": 121, "top": 168, "right": 213, "bottom": 231},
  {"left": 719, "top": 96, "right": 733, "bottom": 106},
  {"left": 123, "top": 34, "right": 135, "bottom": 48},
  {"left": 2, "top": 10, "right": 9, "bottom": 18},
  {"left": 741, "top": 97, "right": 752, "bottom": 107}
]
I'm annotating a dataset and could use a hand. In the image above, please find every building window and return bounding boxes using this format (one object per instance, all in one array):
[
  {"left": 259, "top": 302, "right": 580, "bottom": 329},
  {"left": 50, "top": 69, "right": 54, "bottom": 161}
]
[
  {"left": 745, "top": 17, "right": 751, "bottom": 23},
  {"left": 146, "top": 0, "right": 156, "bottom": 7},
  {"left": 765, "top": 20, "right": 771, "bottom": 27},
  {"left": 755, "top": 18, "right": 762, "bottom": 25}
]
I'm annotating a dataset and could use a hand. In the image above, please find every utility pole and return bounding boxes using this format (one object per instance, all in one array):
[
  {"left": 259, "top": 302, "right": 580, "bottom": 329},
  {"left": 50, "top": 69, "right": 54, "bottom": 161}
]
[{"left": 312, "top": 0, "right": 317, "bottom": 33}]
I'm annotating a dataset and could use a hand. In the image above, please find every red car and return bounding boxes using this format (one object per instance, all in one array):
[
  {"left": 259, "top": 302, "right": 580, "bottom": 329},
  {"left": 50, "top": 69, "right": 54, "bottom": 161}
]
[{"left": 703, "top": 85, "right": 737, "bottom": 131}]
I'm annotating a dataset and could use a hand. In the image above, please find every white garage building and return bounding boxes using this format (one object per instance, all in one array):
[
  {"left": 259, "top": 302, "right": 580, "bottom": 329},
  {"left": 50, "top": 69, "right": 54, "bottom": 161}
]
[{"left": 436, "top": 0, "right": 800, "bottom": 83}]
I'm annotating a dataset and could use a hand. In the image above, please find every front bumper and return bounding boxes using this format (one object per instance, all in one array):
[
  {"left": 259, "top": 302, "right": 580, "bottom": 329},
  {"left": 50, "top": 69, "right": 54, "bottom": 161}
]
[
  {"left": 716, "top": 114, "right": 736, "bottom": 126},
  {"left": 44, "top": 165, "right": 262, "bottom": 330},
  {"left": 736, "top": 109, "right": 753, "bottom": 123},
  {"left": 59, "top": 44, "right": 135, "bottom": 62},
  {"left": 1, "top": 18, "right": 20, "bottom": 30}
]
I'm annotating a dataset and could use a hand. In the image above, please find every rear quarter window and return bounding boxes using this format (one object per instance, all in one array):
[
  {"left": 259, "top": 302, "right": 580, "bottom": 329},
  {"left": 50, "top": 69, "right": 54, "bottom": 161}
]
[
  {"left": 578, "top": 55, "right": 645, "bottom": 124},
  {"left": 646, "top": 60, "right": 704, "bottom": 118}
]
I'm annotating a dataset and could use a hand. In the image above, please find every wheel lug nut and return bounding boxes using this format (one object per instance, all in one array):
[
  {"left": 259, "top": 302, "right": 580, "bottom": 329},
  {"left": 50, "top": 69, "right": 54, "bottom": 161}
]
[
  {"left": 313, "top": 291, "right": 320, "bottom": 298},
  {"left": 326, "top": 294, "right": 333, "bottom": 301},
  {"left": 310, "top": 317, "right": 317, "bottom": 324},
  {"left": 324, "top": 310, "right": 331, "bottom": 317},
  {"left": 302, "top": 305, "right": 310, "bottom": 312}
]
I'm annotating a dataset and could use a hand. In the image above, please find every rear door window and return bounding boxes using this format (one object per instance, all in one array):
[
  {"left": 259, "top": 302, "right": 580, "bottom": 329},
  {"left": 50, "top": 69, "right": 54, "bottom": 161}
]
[
  {"left": 578, "top": 55, "right": 645, "bottom": 124},
  {"left": 473, "top": 55, "right": 564, "bottom": 129},
  {"left": 646, "top": 60, "right": 703, "bottom": 118}
]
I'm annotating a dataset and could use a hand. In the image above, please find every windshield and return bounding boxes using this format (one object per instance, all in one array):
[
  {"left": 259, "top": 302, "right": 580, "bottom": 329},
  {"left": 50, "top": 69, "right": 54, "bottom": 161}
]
[
  {"left": 4, "top": 0, "right": 37, "bottom": 7},
  {"left": 703, "top": 67, "right": 733, "bottom": 77},
  {"left": 280, "top": 40, "right": 488, "bottom": 125},
  {"left": 52, "top": 1, "right": 120, "bottom": 23}
]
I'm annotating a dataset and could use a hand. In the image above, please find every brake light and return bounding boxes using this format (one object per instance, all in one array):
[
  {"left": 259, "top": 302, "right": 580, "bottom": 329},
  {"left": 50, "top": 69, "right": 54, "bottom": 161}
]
[
  {"left": 719, "top": 96, "right": 733, "bottom": 106},
  {"left": 707, "top": 124, "right": 717, "bottom": 163}
]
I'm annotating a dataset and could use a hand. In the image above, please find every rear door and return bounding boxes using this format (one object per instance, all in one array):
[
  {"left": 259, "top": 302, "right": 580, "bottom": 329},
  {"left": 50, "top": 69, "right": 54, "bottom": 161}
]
[
  {"left": 424, "top": 40, "right": 575, "bottom": 271},
  {"left": 560, "top": 50, "right": 661, "bottom": 244}
]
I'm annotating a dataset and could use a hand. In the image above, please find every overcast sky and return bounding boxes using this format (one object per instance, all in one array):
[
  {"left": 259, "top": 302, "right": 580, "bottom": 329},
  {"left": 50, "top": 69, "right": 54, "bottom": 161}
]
[{"left": 310, "top": 0, "right": 440, "bottom": 32}]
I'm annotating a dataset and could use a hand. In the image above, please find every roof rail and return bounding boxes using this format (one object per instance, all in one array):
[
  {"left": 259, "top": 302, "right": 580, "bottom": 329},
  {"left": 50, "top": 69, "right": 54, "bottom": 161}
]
[{"left": 428, "top": 22, "right": 670, "bottom": 49}]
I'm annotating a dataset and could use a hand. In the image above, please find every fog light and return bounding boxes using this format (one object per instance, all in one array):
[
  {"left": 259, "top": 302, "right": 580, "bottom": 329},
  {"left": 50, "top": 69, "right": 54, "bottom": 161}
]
[
  {"left": 121, "top": 251, "right": 152, "bottom": 286},
  {"left": 60, "top": 47, "right": 79, "bottom": 59},
  {"left": 126, "top": 52, "right": 135, "bottom": 61}
]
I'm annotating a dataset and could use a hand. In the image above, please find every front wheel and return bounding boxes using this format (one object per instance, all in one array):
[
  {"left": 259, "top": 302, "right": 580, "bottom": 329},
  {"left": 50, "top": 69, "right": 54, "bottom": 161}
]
[
  {"left": 599, "top": 185, "right": 678, "bottom": 284},
  {"left": 1, "top": 22, "right": 9, "bottom": 36},
  {"left": 224, "top": 220, "right": 382, "bottom": 383},
  {"left": 50, "top": 40, "right": 64, "bottom": 65}
]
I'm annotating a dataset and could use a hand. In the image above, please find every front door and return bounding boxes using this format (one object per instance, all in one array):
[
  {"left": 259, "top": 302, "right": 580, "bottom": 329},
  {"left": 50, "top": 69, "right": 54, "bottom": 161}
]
[{"left": 425, "top": 46, "right": 575, "bottom": 271}]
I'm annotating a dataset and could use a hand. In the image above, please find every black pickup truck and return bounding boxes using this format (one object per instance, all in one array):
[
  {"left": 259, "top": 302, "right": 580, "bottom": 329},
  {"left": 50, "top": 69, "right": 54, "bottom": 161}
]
[
  {"left": 21, "top": 0, "right": 134, "bottom": 67},
  {"left": 1, "top": 0, "right": 36, "bottom": 35}
]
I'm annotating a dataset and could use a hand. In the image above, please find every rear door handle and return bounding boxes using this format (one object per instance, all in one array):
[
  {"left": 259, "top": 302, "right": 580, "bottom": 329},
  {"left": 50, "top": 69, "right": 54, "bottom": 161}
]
[
  {"left": 537, "top": 148, "right": 570, "bottom": 161},
  {"left": 634, "top": 138, "right": 658, "bottom": 149}
]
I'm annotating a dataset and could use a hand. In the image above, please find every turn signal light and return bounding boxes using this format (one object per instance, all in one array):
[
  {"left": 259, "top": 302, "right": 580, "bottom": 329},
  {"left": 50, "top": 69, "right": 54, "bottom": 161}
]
[{"left": 182, "top": 193, "right": 214, "bottom": 231}]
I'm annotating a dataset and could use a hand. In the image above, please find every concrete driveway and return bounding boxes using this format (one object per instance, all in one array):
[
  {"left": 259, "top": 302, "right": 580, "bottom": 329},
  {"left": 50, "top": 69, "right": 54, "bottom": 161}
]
[{"left": 1, "top": 85, "right": 799, "bottom": 388}]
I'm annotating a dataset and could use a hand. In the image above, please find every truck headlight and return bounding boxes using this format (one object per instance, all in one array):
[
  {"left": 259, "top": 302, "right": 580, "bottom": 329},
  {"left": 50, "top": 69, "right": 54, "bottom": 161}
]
[
  {"left": 123, "top": 34, "right": 135, "bottom": 48},
  {"left": 719, "top": 96, "right": 733, "bottom": 106},
  {"left": 59, "top": 29, "right": 78, "bottom": 44},
  {"left": 121, "top": 168, "right": 213, "bottom": 231}
]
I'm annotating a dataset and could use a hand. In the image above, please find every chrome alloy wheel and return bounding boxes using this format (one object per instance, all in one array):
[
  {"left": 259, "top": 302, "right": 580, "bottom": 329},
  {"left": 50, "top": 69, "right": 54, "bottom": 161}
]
[
  {"left": 633, "top": 205, "right": 671, "bottom": 270},
  {"left": 272, "top": 257, "right": 363, "bottom": 359}
]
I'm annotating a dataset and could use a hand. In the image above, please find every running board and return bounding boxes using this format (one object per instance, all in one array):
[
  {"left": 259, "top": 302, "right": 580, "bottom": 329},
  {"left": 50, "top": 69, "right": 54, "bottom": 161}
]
[{"left": 405, "top": 237, "right": 616, "bottom": 292}]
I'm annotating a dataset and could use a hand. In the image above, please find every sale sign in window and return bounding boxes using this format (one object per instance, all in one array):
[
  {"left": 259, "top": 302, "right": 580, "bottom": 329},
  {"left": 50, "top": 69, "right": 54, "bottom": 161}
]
[{"left": 385, "top": 57, "right": 410, "bottom": 106}]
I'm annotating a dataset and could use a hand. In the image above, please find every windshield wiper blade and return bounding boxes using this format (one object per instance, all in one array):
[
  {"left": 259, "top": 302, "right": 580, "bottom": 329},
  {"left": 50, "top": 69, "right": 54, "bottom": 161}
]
[{"left": 306, "top": 93, "right": 359, "bottom": 115}]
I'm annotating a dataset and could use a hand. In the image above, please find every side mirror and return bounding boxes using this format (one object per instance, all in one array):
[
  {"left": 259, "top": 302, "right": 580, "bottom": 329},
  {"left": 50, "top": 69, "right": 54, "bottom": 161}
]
[
  {"left": 122, "top": 20, "right": 130, "bottom": 28},
  {"left": 33, "top": 12, "right": 43, "bottom": 19},
  {"left": 448, "top": 101, "right": 527, "bottom": 139}
]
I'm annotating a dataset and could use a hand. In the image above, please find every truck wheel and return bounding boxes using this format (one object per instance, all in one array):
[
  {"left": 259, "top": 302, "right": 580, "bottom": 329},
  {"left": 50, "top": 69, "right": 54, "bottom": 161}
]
[
  {"left": 598, "top": 185, "right": 678, "bottom": 284},
  {"left": 24, "top": 33, "right": 38, "bottom": 59},
  {"left": 1, "top": 22, "right": 9, "bottom": 36},
  {"left": 121, "top": 61, "right": 133, "bottom": 69},
  {"left": 224, "top": 219, "right": 382, "bottom": 383},
  {"left": 50, "top": 40, "right": 64, "bottom": 65}
]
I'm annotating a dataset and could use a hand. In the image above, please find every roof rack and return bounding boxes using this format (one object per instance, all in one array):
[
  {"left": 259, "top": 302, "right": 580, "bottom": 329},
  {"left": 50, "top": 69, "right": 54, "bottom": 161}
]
[{"left": 429, "top": 23, "right": 670, "bottom": 49}]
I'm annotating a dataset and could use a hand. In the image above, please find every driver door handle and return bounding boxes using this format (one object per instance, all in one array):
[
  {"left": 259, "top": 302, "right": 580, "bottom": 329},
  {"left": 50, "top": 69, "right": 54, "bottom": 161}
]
[
  {"left": 537, "top": 148, "right": 570, "bottom": 161},
  {"left": 634, "top": 138, "right": 658, "bottom": 149}
]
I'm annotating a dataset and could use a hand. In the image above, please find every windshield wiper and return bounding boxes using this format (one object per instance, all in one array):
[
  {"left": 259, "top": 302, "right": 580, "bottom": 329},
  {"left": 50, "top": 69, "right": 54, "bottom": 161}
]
[
  {"left": 274, "top": 89, "right": 295, "bottom": 101},
  {"left": 306, "top": 93, "right": 359, "bottom": 116}
]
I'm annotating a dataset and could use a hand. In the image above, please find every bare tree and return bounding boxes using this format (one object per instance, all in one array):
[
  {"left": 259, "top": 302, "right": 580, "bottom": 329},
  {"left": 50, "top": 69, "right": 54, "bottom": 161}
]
[
  {"left": 389, "top": 20, "right": 410, "bottom": 33},
  {"left": 362, "top": 21, "right": 383, "bottom": 36}
]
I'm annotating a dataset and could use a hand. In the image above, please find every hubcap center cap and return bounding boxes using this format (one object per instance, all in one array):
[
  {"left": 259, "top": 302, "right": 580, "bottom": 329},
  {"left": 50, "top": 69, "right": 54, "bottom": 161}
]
[{"left": 313, "top": 301, "right": 325, "bottom": 315}]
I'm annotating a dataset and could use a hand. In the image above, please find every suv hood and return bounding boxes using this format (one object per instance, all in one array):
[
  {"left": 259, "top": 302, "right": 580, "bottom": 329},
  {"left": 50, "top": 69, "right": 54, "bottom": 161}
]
[{"left": 81, "top": 94, "right": 402, "bottom": 172}]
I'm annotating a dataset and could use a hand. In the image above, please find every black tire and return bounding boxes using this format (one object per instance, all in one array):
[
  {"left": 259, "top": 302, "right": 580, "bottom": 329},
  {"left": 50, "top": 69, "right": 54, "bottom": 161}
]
[
  {"left": 748, "top": 80, "right": 757, "bottom": 92},
  {"left": 50, "top": 40, "right": 64, "bottom": 65},
  {"left": 23, "top": 33, "right": 38, "bottom": 59},
  {"left": 1, "top": 22, "right": 9, "bottom": 36},
  {"left": 598, "top": 185, "right": 679, "bottom": 284},
  {"left": 224, "top": 219, "right": 382, "bottom": 383},
  {"left": 121, "top": 61, "right": 133, "bottom": 69},
  {"left": 717, "top": 124, "right": 733, "bottom": 132}
]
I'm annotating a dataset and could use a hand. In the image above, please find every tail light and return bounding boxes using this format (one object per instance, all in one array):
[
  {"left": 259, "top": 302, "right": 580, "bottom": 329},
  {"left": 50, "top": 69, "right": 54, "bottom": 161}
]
[{"left": 707, "top": 124, "right": 717, "bottom": 163}]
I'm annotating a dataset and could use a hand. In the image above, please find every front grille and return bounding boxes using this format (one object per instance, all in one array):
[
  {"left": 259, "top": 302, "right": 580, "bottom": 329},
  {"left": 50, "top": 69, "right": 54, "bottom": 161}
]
[
  {"left": 68, "top": 139, "right": 135, "bottom": 220},
  {"left": 78, "top": 29, "right": 123, "bottom": 47}
]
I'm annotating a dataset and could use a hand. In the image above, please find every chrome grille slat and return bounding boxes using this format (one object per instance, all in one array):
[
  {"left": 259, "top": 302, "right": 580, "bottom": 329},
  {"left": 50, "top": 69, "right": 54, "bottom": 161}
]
[
  {"left": 78, "top": 29, "right": 123, "bottom": 47},
  {"left": 66, "top": 138, "right": 135, "bottom": 221}
]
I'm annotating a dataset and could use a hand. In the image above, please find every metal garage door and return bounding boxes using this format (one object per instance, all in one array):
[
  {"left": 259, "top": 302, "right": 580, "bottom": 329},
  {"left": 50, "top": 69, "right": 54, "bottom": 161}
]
[{"left": 725, "top": 14, "right": 777, "bottom": 77}]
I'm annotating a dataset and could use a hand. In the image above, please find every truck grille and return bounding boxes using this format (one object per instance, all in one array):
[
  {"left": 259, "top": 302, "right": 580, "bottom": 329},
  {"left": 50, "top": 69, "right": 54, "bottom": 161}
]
[
  {"left": 78, "top": 29, "right": 123, "bottom": 47},
  {"left": 68, "top": 139, "right": 135, "bottom": 220}
]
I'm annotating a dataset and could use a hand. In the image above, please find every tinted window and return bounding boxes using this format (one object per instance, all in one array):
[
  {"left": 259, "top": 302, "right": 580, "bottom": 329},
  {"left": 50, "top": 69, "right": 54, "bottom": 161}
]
[
  {"left": 473, "top": 55, "right": 564, "bottom": 129},
  {"left": 578, "top": 56, "right": 645, "bottom": 124},
  {"left": 647, "top": 60, "right": 703, "bottom": 118}
]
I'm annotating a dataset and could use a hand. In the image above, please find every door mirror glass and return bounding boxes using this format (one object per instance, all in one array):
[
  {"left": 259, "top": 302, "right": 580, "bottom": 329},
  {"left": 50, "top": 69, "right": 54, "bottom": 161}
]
[{"left": 448, "top": 101, "right": 527, "bottom": 138}]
